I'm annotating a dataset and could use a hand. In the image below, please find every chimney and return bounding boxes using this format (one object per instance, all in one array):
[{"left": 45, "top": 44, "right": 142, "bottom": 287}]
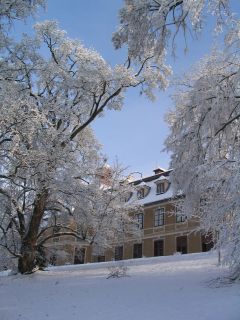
[{"left": 153, "top": 167, "right": 165, "bottom": 175}]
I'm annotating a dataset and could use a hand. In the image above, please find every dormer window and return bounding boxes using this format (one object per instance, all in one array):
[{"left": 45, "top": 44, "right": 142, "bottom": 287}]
[
  {"left": 156, "top": 182, "right": 165, "bottom": 194},
  {"left": 137, "top": 188, "right": 145, "bottom": 199},
  {"left": 155, "top": 178, "right": 170, "bottom": 195},
  {"left": 123, "top": 191, "right": 133, "bottom": 202},
  {"left": 137, "top": 185, "right": 150, "bottom": 199}
]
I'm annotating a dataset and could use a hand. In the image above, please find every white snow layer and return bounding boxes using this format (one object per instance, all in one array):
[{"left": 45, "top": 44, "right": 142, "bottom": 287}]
[
  {"left": 0, "top": 252, "right": 239, "bottom": 320},
  {"left": 131, "top": 178, "right": 173, "bottom": 205}
]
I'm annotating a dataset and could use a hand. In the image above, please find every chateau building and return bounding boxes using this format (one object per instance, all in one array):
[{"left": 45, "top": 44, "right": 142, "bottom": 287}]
[{"left": 47, "top": 167, "right": 213, "bottom": 265}]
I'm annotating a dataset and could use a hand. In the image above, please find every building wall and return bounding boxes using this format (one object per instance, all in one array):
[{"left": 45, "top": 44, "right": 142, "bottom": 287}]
[
  {"left": 82, "top": 201, "right": 203, "bottom": 263},
  {"left": 43, "top": 167, "right": 210, "bottom": 266},
  {"left": 45, "top": 200, "right": 203, "bottom": 265}
]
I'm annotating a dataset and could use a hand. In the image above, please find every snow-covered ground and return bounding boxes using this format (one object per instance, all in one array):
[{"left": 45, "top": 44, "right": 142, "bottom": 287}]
[{"left": 0, "top": 252, "right": 239, "bottom": 320}]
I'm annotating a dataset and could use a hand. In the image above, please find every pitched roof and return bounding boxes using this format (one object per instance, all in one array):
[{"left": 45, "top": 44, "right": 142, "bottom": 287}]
[{"left": 129, "top": 169, "right": 174, "bottom": 206}]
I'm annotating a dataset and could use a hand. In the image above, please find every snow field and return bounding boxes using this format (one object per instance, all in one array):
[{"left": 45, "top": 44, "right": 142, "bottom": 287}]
[{"left": 0, "top": 252, "right": 239, "bottom": 320}]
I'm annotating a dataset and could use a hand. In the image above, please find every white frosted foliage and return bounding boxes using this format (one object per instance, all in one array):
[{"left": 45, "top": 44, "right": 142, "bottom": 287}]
[{"left": 165, "top": 48, "right": 240, "bottom": 278}]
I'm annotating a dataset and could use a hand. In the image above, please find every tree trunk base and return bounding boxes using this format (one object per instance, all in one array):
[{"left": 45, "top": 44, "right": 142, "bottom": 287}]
[{"left": 18, "top": 243, "right": 37, "bottom": 274}]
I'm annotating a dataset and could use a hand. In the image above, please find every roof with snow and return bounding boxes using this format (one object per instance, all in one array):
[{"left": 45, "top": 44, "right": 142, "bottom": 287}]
[{"left": 129, "top": 168, "right": 177, "bottom": 207}]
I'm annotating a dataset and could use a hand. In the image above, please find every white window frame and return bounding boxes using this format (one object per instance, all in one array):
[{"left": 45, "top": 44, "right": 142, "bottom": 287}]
[
  {"left": 137, "top": 188, "right": 145, "bottom": 199},
  {"left": 154, "top": 208, "right": 165, "bottom": 227},
  {"left": 136, "top": 213, "right": 144, "bottom": 229},
  {"left": 156, "top": 182, "right": 165, "bottom": 194},
  {"left": 176, "top": 214, "right": 187, "bottom": 223}
]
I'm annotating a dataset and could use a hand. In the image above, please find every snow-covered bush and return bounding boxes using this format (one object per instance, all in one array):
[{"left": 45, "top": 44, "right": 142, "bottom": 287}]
[{"left": 107, "top": 261, "right": 129, "bottom": 279}]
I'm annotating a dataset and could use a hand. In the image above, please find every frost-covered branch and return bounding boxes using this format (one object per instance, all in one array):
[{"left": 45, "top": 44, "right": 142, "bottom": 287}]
[
  {"left": 165, "top": 46, "right": 240, "bottom": 278},
  {"left": 113, "top": 0, "right": 235, "bottom": 89}
]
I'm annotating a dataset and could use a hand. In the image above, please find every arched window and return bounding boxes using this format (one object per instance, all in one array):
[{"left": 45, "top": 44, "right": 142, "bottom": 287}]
[
  {"left": 155, "top": 179, "right": 170, "bottom": 194},
  {"left": 137, "top": 185, "right": 151, "bottom": 199}
]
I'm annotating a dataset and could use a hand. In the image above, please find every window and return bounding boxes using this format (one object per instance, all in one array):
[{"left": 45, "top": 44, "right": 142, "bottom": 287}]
[
  {"left": 49, "top": 254, "right": 57, "bottom": 266},
  {"left": 53, "top": 225, "right": 61, "bottom": 233},
  {"left": 137, "top": 185, "right": 150, "bottom": 199},
  {"left": 176, "top": 236, "right": 187, "bottom": 254},
  {"left": 136, "top": 213, "right": 144, "bottom": 229},
  {"left": 137, "top": 188, "right": 145, "bottom": 199},
  {"left": 97, "top": 255, "right": 105, "bottom": 262},
  {"left": 201, "top": 234, "right": 214, "bottom": 252},
  {"left": 154, "top": 240, "right": 164, "bottom": 256},
  {"left": 114, "top": 246, "right": 123, "bottom": 261},
  {"left": 74, "top": 248, "right": 85, "bottom": 264},
  {"left": 176, "top": 214, "right": 187, "bottom": 223},
  {"left": 156, "top": 182, "right": 165, "bottom": 194},
  {"left": 76, "top": 225, "right": 83, "bottom": 241},
  {"left": 123, "top": 192, "right": 133, "bottom": 202},
  {"left": 175, "top": 206, "right": 187, "bottom": 223},
  {"left": 154, "top": 208, "right": 165, "bottom": 227},
  {"left": 133, "top": 243, "right": 142, "bottom": 259}
]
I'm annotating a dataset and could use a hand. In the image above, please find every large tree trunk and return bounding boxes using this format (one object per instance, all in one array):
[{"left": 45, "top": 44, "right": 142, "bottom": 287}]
[
  {"left": 18, "top": 189, "right": 48, "bottom": 274},
  {"left": 18, "top": 241, "right": 37, "bottom": 274}
]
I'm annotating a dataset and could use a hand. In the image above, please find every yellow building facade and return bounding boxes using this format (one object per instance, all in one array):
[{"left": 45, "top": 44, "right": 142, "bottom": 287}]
[{"left": 47, "top": 168, "right": 213, "bottom": 265}]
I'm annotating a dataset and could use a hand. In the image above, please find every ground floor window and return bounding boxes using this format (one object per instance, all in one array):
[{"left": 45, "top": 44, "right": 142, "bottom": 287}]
[
  {"left": 176, "top": 236, "right": 188, "bottom": 254},
  {"left": 49, "top": 254, "right": 57, "bottom": 266},
  {"left": 154, "top": 239, "right": 164, "bottom": 256},
  {"left": 133, "top": 243, "right": 142, "bottom": 259},
  {"left": 74, "top": 247, "right": 86, "bottom": 264},
  {"left": 201, "top": 234, "right": 214, "bottom": 252},
  {"left": 97, "top": 255, "right": 105, "bottom": 263},
  {"left": 114, "top": 245, "right": 123, "bottom": 261}
]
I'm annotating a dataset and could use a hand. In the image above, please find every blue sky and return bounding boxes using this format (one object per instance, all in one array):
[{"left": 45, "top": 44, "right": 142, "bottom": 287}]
[{"left": 15, "top": 0, "right": 240, "bottom": 177}]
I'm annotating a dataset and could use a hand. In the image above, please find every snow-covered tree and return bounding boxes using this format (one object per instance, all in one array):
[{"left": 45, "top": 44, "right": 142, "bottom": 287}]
[
  {"left": 0, "top": 88, "right": 141, "bottom": 272},
  {"left": 113, "top": 0, "right": 234, "bottom": 87},
  {"left": 0, "top": 0, "right": 45, "bottom": 47},
  {"left": 165, "top": 43, "right": 240, "bottom": 278},
  {"left": 0, "top": 0, "right": 44, "bottom": 21},
  {"left": 1, "top": 0, "right": 239, "bottom": 275},
  {"left": 34, "top": 163, "right": 142, "bottom": 266},
  {"left": 0, "top": 2, "right": 152, "bottom": 274}
]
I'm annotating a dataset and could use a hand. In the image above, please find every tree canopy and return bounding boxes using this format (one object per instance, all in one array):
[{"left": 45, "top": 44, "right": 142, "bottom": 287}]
[
  {"left": 0, "top": 0, "right": 239, "bottom": 277},
  {"left": 165, "top": 46, "right": 240, "bottom": 278}
]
